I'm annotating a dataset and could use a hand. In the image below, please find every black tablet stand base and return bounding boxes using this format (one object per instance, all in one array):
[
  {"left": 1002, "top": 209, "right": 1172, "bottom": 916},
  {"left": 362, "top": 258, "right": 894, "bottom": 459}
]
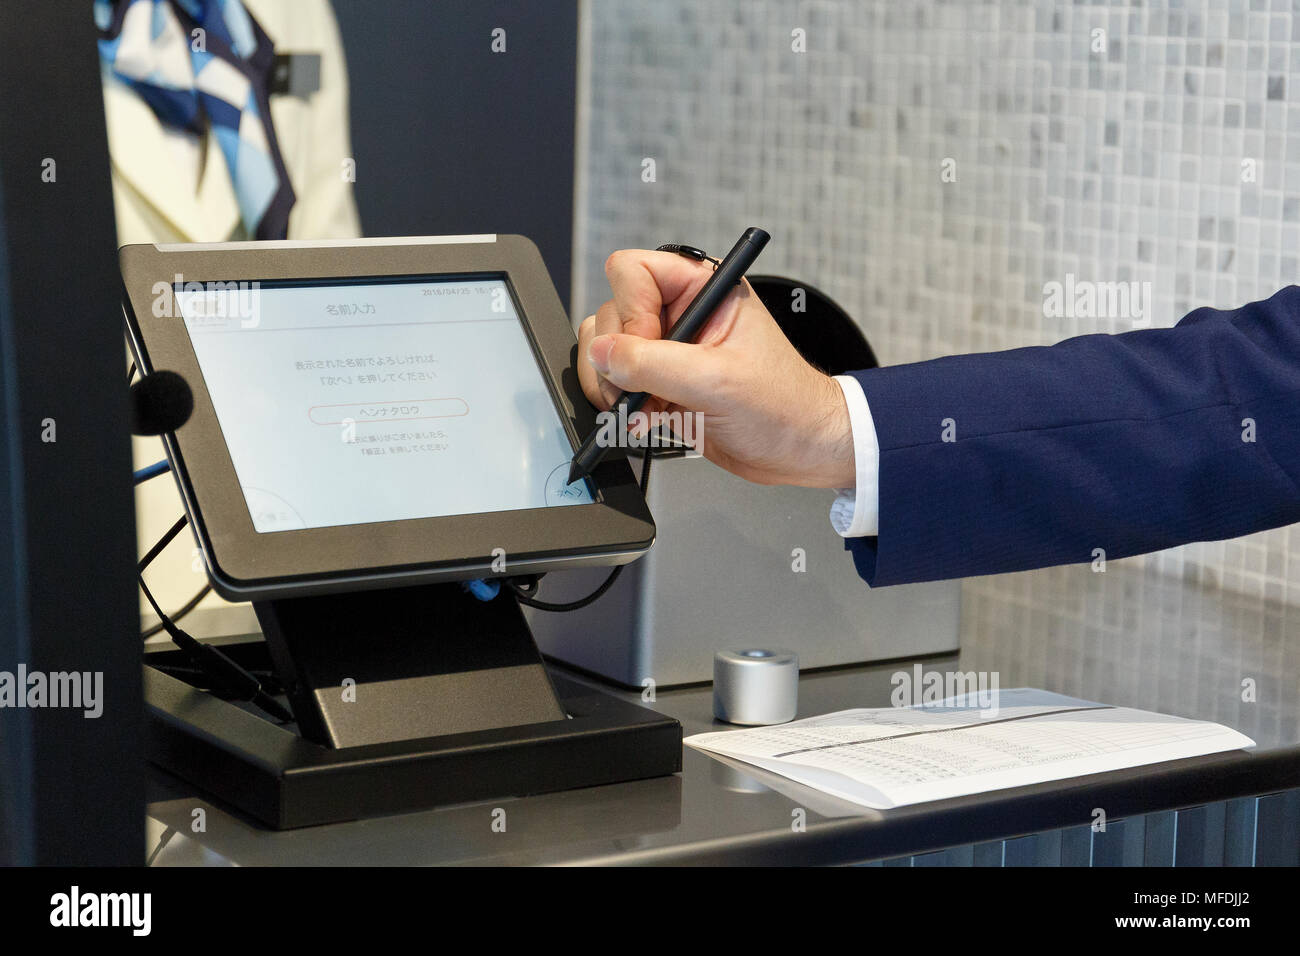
[{"left": 143, "top": 582, "right": 682, "bottom": 829}]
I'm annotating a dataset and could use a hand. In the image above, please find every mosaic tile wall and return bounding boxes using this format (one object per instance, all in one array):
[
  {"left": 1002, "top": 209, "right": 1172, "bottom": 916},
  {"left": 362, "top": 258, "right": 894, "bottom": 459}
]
[{"left": 574, "top": 0, "right": 1300, "bottom": 621}]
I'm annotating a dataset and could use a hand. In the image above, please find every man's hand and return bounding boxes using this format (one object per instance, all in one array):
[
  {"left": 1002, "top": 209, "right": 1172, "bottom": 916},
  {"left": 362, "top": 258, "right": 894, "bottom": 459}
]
[{"left": 577, "top": 248, "right": 855, "bottom": 488}]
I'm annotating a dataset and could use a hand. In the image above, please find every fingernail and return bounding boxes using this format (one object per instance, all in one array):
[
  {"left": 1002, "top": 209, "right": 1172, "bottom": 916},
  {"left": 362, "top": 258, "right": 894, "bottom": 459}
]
[{"left": 588, "top": 335, "right": 613, "bottom": 375}]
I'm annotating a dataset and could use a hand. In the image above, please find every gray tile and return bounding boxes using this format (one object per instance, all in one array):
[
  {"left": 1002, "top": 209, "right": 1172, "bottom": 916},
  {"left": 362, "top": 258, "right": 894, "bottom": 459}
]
[{"left": 578, "top": 0, "right": 1300, "bottom": 619}]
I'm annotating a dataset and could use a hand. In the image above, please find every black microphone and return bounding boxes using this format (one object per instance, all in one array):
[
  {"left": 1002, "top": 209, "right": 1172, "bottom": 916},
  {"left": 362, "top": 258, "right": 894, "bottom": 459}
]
[{"left": 130, "top": 370, "right": 194, "bottom": 435}]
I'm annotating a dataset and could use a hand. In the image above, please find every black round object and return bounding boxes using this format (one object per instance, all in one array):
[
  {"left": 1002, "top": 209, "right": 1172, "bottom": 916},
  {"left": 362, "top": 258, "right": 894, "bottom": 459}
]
[
  {"left": 130, "top": 369, "right": 194, "bottom": 435},
  {"left": 748, "top": 274, "right": 878, "bottom": 374}
]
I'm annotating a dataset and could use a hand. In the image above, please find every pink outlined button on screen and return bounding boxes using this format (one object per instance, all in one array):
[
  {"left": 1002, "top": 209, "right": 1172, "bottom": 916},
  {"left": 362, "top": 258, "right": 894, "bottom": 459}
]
[{"left": 308, "top": 398, "right": 469, "bottom": 425}]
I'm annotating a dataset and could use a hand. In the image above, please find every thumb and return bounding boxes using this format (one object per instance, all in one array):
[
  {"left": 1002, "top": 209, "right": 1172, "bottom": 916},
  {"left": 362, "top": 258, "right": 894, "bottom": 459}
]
[{"left": 588, "top": 333, "right": 722, "bottom": 410}]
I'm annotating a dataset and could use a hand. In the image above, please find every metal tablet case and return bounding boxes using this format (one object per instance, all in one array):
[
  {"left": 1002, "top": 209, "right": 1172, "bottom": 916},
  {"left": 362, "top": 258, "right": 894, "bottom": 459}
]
[{"left": 119, "top": 235, "right": 655, "bottom": 600}]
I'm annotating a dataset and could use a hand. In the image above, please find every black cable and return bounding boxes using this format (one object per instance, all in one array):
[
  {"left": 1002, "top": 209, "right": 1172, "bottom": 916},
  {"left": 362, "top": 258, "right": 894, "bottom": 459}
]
[
  {"left": 510, "top": 439, "right": 691, "bottom": 612},
  {"left": 133, "top": 362, "right": 210, "bottom": 632},
  {"left": 511, "top": 563, "right": 625, "bottom": 612},
  {"left": 139, "top": 570, "right": 294, "bottom": 723},
  {"left": 655, "top": 243, "right": 719, "bottom": 267},
  {"left": 141, "top": 583, "right": 211, "bottom": 638},
  {"left": 148, "top": 661, "right": 284, "bottom": 695},
  {"left": 139, "top": 513, "right": 188, "bottom": 573},
  {"left": 145, "top": 826, "right": 176, "bottom": 867},
  {"left": 519, "top": 246, "right": 713, "bottom": 612},
  {"left": 130, "top": 357, "right": 290, "bottom": 720},
  {"left": 139, "top": 513, "right": 294, "bottom": 723},
  {"left": 137, "top": 513, "right": 211, "bottom": 635}
]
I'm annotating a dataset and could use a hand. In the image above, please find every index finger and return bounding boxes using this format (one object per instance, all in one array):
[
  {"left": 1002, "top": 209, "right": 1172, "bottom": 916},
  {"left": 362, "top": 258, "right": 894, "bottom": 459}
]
[{"left": 603, "top": 249, "right": 713, "bottom": 341}]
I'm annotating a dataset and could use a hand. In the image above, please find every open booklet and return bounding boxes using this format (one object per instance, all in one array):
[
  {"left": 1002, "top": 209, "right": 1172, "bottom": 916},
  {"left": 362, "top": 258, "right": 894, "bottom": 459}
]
[{"left": 684, "top": 688, "right": 1255, "bottom": 810}]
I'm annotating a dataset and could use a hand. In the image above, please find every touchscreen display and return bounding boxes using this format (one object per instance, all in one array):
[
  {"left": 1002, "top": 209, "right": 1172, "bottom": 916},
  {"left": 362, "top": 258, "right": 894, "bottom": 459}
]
[{"left": 176, "top": 276, "right": 594, "bottom": 532}]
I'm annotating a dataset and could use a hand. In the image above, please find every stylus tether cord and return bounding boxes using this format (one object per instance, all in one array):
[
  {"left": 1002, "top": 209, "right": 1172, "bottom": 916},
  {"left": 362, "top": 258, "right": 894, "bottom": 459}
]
[
  {"left": 508, "top": 449, "right": 656, "bottom": 611},
  {"left": 509, "top": 562, "right": 625, "bottom": 612},
  {"left": 512, "top": 240, "right": 716, "bottom": 612},
  {"left": 510, "top": 440, "right": 692, "bottom": 611},
  {"left": 655, "top": 243, "right": 719, "bottom": 267}
]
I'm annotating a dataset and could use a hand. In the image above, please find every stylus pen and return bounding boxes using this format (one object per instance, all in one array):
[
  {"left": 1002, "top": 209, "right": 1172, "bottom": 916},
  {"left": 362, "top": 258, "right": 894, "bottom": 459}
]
[{"left": 567, "top": 226, "right": 770, "bottom": 483}]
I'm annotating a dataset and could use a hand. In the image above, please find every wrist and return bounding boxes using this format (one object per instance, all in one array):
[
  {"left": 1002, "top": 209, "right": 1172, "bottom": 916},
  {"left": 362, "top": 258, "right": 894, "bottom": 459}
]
[{"left": 800, "top": 373, "right": 856, "bottom": 488}]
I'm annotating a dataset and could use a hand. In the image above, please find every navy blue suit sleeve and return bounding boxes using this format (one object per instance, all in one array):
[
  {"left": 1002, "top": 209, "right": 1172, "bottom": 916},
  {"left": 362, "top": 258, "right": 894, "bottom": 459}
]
[{"left": 846, "top": 285, "right": 1300, "bottom": 586}]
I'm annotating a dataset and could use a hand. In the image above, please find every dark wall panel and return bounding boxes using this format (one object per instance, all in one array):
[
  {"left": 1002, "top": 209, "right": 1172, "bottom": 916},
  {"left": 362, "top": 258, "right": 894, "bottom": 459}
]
[
  {"left": 331, "top": 1, "right": 578, "bottom": 306},
  {"left": 0, "top": 5, "right": 142, "bottom": 864}
]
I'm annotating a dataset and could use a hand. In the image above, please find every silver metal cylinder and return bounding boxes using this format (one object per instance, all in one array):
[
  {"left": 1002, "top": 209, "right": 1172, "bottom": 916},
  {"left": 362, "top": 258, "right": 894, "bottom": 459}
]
[{"left": 712, "top": 647, "right": 799, "bottom": 725}]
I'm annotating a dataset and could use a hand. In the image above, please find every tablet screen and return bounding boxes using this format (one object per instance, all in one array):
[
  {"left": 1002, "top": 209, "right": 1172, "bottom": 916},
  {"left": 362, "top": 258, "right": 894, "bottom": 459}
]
[{"left": 176, "top": 276, "right": 594, "bottom": 533}]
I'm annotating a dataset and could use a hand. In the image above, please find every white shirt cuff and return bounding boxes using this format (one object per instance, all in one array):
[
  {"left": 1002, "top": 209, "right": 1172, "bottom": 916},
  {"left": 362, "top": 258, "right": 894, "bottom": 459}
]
[{"left": 828, "top": 374, "right": 880, "bottom": 537}]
